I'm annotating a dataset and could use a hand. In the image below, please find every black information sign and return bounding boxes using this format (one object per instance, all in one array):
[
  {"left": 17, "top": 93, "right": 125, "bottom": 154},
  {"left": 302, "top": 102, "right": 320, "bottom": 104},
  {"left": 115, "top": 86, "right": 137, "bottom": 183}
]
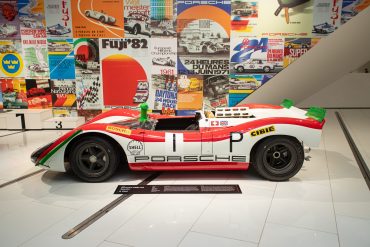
[{"left": 114, "top": 184, "right": 242, "bottom": 194}]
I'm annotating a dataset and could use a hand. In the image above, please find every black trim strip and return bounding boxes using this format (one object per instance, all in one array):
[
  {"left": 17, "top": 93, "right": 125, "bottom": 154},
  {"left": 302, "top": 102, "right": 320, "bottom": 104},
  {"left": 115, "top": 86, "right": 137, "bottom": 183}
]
[
  {"left": 0, "top": 130, "right": 26, "bottom": 137},
  {"left": 0, "top": 169, "right": 45, "bottom": 189},
  {"left": 335, "top": 112, "right": 370, "bottom": 189},
  {"left": 61, "top": 173, "right": 161, "bottom": 239}
]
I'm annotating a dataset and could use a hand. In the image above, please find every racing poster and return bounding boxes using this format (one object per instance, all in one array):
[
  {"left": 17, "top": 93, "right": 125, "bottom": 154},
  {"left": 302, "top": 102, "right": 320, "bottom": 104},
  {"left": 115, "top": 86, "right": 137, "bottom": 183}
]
[
  {"left": 47, "top": 38, "right": 75, "bottom": 79},
  {"left": 50, "top": 79, "right": 77, "bottom": 116},
  {"left": 151, "top": 74, "right": 177, "bottom": 114},
  {"left": 0, "top": 39, "right": 24, "bottom": 77},
  {"left": 44, "top": 0, "right": 73, "bottom": 38},
  {"left": 77, "top": 109, "right": 102, "bottom": 121},
  {"left": 99, "top": 38, "right": 151, "bottom": 107},
  {"left": 230, "top": 37, "right": 284, "bottom": 74},
  {"left": 18, "top": 0, "right": 46, "bottom": 30},
  {"left": 21, "top": 29, "right": 49, "bottom": 78},
  {"left": 150, "top": 0, "right": 176, "bottom": 38},
  {"left": 231, "top": 0, "right": 259, "bottom": 38},
  {"left": 177, "top": 74, "right": 203, "bottom": 110},
  {"left": 150, "top": 38, "right": 176, "bottom": 75},
  {"left": 124, "top": 0, "right": 151, "bottom": 38},
  {"left": 0, "top": 86, "right": 3, "bottom": 110},
  {"left": 312, "top": 0, "right": 342, "bottom": 37},
  {"left": 0, "top": 78, "right": 28, "bottom": 109},
  {"left": 203, "top": 75, "right": 228, "bottom": 109},
  {"left": 25, "top": 78, "right": 52, "bottom": 108},
  {"left": 177, "top": 0, "right": 231, "bottom": 75},
  {"left": 71, "top": 0, "right": 124, "bottom": 38},
  {"left": 255, "top": 0, "right": 313, "bottom": 38},
  {"left": 74, "top": 38, "right": 103, "bottom": 110},
  {"left": 229, "top": 73, "right": 272, "bottom": 106},
  {"left": 341, "top": 0, "right": 370, "bottom": 24},
  {"left": 283, "top": 38, "right": 319, "bottom": 67},
  {"left": 0, "top": 0, "right": 20, "bottom": 39}
]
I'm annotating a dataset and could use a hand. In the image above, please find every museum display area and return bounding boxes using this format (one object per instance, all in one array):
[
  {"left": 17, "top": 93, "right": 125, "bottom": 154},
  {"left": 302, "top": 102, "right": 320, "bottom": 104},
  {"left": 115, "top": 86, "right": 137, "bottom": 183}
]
[{"left": 1, "top": 0, "right": 370, "bottom": 247}]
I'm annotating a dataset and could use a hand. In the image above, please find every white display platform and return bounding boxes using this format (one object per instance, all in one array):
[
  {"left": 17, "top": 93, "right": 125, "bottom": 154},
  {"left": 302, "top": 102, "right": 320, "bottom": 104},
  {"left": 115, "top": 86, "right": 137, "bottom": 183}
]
[
  {"left": 0, "top": 113, "right": 7, "bottom": 129},
  {"left": 4, "top": 109, "right": 53, "bottom": 130},
  {"left": 42, "top": 117, "right": 85, "bottom": 129}
]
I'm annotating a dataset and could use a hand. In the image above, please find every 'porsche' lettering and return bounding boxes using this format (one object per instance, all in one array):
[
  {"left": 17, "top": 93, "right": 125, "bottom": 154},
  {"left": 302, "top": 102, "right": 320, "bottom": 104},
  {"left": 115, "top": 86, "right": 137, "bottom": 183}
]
[
  {"left": 134, "top": 155, "right": 247, "bottom": 163},
  {"left": 106, "top": 126, "right": 131, "bottom": 135},
  {"left": 230, "top": 132, "right": 243, "bottom": 152},
  {"left": 250, "top": 126, "right": 275, "bottom": 137}
]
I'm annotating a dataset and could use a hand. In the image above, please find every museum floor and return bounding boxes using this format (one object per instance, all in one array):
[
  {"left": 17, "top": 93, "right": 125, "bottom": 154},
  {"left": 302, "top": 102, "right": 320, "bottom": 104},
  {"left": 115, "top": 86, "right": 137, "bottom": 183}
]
[{"left": 0, "top": 109, "right": 369, "bottom": 247}]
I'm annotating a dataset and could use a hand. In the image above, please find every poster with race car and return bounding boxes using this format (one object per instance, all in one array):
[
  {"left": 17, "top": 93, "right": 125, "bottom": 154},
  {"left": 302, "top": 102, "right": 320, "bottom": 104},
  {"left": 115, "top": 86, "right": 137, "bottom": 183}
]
[
  {"left": 312, "top": 0, "right": 342, "bottom": 37},
  {"left": 341, "top": 0, "right": 370, "bottom": 24},
  {"left": 18, "top": 0, "right": 46, "bottom": 30},
  {"left": 150, "top": 0, "right": 176, "bottom": 38},
  {"left": 0, "top": 78, "right": 28, "bottom": 109},
  {"left": 0, "top": 0, "right": 20, "bottom": 39},
  {"left": 150, "top": 74, "right": 177, "bottom": 114},
  {"left": 230, "top": 37, "right": 284, "bottom": 74},
  {"left": 283, "top": 38, "right": 319, "bottom": 67},
  {"left": 150, "top": 38, "right": 176, "bottom": 75},
  {"left": 50, "top": 79, "right": 77, "bottom": 116},
  {"left": 21, "top": 29, "right": 49, "bottom": 78},
  {"left": 0, "top": 86, "right": 3, "bottom": 110},
  {"left": 203, "top": 75, "right": 228, "bottom": 110},
  {"left": 100, "top": 38, "right": 151, "bottom": 107},
  {"left": 25, "top": 78, "right": 52, "bottom": 108},
  {"left": 47, "top": 38, "right": 75, "bottom": 79},
  {"left": 228, "top": 73, "right": 273, "bottom": 106},
  {"left": 254, "top": 0, "right": 313, "bottom": 38},
  {"left": 0, "top": 39, "right": 24, "bottom": 77},
  {"left": 231, "top": 0, "right": 258, "bottom": 38},
  {"left": 176, "top": 74, "right": 203, "bottom": 110},
  {"left": 124, "top": 0, "right": 151, "bottom": 38},
  {"left": 177, "top": 0, "right": 231, "bottom": 75},
  {"left": 71, "top": 0, "right": 124, "bottom": 38},
  {"left": 74, "top": 38, "right": 103, "bottom": 109},
  {"left": 44, "top": 0, "right": 73, "bottom": 38}
]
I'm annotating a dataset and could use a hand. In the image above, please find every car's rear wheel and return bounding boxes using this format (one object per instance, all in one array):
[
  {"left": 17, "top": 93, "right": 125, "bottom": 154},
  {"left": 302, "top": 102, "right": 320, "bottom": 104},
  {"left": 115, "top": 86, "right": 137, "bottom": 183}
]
[
  {"left": 133, "top": 25, "right": 140, "bottom": 35},
  {"left": 69, "top": 136, "right": 120, "bottom": 182},
  {"left": 99, "top": 16, "right": 105, "bottom": 23},
  {"left": 85, "top": 11, "right": 90, "bottom": 17},
  {"left": 252, "top": 136, "right": 304, "bottom": 181},
  {"left": 263, "top": 66, "right": 271, "bottom": 73}
]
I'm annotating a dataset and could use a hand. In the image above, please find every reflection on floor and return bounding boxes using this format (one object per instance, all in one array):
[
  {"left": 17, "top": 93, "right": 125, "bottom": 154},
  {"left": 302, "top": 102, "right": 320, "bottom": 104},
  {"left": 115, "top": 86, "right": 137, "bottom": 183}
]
[{"left": 0, "top": 110, "right": 369, "bottom": 247}]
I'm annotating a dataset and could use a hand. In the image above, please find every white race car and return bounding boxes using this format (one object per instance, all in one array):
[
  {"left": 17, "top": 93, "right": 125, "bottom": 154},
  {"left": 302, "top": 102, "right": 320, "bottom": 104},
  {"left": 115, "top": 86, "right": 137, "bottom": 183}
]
[
  {"left": 0, "top": 24, "right": 17, "bottom": 37},
  {"left": 31, "top": 100, "right": 326, "bottom": 182},
  {"left": 85, "top": 10, "right": 116, "bottom": 24},
  {"left": 234, "top": 59, "right": 278, "bottom": 73},
  {"left": 124, "top": 13, "right": 150, "bottom": 36}
]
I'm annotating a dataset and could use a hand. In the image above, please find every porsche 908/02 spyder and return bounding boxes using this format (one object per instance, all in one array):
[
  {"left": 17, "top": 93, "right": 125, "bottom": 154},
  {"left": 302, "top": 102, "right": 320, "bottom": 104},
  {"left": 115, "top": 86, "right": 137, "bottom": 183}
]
[{"left": 31, "top": 100, "right": 326, "bottom": 182}]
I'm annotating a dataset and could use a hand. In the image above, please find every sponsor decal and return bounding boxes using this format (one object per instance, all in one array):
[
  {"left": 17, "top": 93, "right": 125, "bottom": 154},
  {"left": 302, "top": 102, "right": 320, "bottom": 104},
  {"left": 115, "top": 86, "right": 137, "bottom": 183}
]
[
  {"left": 250, "top": 125, "right": 275, "bottom": 137},
  {"left": 211, "top": 120, "right": 229, "bottom": 127},
  {"left": 106, "top": 125, "right": 132, "bottom": 135},
  {"left": 127, "top": 140, "right": 143, "bottom": 155},
  {"left": 134, "top": 155, "right": 247, "bottom": 162}
]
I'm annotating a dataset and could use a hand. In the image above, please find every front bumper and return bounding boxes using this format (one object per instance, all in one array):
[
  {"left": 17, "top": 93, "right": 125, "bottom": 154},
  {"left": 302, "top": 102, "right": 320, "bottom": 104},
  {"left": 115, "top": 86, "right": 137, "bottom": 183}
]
[{"left": 30, "top": 142, "right": 53, "bottom": 164}]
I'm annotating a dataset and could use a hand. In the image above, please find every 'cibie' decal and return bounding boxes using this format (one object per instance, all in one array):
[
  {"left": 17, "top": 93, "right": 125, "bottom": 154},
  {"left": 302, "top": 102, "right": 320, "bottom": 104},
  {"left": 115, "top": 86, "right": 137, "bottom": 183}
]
[
  {"left": 250, "top": 126, "right": 275, "bottom": 137},
  {"left": 106, "top": 126, "right": 131, "bottom": 135}
]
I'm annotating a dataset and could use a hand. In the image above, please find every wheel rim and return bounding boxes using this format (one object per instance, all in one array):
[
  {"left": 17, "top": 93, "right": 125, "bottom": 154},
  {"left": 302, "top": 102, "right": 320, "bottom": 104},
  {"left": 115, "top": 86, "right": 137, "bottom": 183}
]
[
  {"left": 263, "top": 143, "right": 294, "bottom": 174},
  {"left": 237, "top": 67, "right": 243, "bottom": 72},
  {"left": 76, "top": 143, "right": 110, "bottom": 177}
]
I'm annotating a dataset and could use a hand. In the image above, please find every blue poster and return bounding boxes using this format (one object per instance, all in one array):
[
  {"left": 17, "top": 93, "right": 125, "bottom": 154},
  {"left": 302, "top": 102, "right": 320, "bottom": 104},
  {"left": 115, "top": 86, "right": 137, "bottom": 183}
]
[{"left": 47, "top": 38, "right": 75, "bottom": 79}]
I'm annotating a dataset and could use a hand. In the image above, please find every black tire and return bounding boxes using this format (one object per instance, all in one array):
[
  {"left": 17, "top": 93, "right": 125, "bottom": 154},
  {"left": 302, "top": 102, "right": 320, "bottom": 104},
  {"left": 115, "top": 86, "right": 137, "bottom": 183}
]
[
  {"left": 69, "top": 136, "right": 120, "bottom": 182},
  {"left": 133, "top": 25, "right": 140, "bottom": 35},
  {"left": 99, "top": 16, "right": 105, "bottom": 23},
  {"left": 252, "top": 136, "right": 304, "bottom": 181},
  {"left": 237, "top": 66, "right": 244, "bottom": 73},
  {"left": 85, "top": 11, "right": 90, "bottom": 17},
  {"left": 263, "top": 66, "right": 271, "bottom": 73}
]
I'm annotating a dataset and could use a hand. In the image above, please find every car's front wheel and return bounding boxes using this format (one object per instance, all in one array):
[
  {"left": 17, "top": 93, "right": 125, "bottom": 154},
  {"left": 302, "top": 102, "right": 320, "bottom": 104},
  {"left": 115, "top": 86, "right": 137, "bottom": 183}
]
[
  {"left": 69, "top": 136, "right": 120, "bottom": 182},
  {"left": 263, "top": 66, "right": 271, "bottom": 73},
  {"left": 237, "top": 66, "right": 244, "bottom": 73},
  {"left": 252, "top": 136, "right": 304, "bottom": 181}
]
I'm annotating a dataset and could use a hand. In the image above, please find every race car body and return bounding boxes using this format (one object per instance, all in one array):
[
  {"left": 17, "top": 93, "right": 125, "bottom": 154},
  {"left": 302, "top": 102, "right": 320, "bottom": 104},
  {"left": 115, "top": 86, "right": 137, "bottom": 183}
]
[
  {"left": 85, "top": 10, "right": 116, "bottom": 24},
  {"left": 31, "top": 101, "right": 326, "bottom": 182},
  {"left": 0, "top": 24, "right": 17, "bottom": 37},
  {"left": 234, "top": 59, "right": 278, "bottom": 73},
  {"left": 47, "top": 24, "right": 71, "bottom": 35}
]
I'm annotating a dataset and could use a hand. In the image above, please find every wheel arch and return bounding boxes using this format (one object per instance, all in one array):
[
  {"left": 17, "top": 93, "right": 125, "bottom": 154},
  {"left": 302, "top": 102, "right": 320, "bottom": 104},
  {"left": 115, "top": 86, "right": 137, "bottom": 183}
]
[
  {"left": 249, "top": 134, "right": 302, "bottom": 163},
  {"left": 64, "top": 132, "right": 128, "bottom": 171}
]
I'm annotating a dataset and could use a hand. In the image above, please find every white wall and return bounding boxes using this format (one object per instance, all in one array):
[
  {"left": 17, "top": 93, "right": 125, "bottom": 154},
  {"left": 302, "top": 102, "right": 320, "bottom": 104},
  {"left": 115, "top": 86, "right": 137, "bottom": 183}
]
[
  {"left": 239, "top": 7, "right": 370, "bottom": 106},
  {"left": 297, "top": 73, "right": 370, "bottom": 108}
]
